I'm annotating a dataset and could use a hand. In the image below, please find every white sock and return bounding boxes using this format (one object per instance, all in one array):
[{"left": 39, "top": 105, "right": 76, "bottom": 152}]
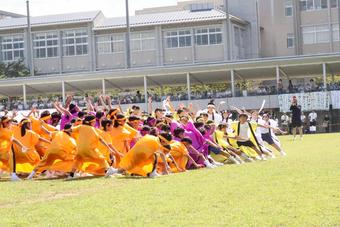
[{"left": 27, "top": 170, "right": 36, "bottom": 179}]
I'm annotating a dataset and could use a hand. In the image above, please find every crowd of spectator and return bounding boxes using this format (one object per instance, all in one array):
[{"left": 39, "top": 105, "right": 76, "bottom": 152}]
[{"left": 1, "top": 79, "right": 340, "bottom": 111}]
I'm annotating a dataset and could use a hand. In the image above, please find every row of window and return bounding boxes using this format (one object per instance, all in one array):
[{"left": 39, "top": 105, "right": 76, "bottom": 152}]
[
  {"left": 96, "top": 28, "right": 223, "bottom": 54},
  {"left": 303, "top": 24, "right": 340, "bottom": 44},
  {"left": 286, "top": 24, "right": 340, "bottom": 48},
  {"left": 300, "top": 0, "right": 338, "bottom": 11},
  {"left": 285, "top": 0, "right": 338, "bottom": 16},
  {"left": 0, "top": 27, "right": 224, "bottom": 60},
  {"left": 0, "top": 29, "right": 89, "bottom": 61}
]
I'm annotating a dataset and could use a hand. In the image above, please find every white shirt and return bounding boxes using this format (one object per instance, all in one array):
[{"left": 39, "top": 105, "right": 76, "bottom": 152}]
[
  {"left": 239, "top": 122, "right": 250, "bottom": 142},
  {"left": 308, "top": 112, "right": 317, "bottom": 121}
]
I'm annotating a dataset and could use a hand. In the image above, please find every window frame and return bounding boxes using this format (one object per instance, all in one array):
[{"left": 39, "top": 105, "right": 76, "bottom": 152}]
[
  {"left": 62, "top": 29, "right": 88, "bottom": 57},
  {"left": 0, "top": 34, "right": 24, "bottom": 62},
  {"left": 164, "top": 29, "right": 192, "bottom": 49},
  {"left": 96, "top": 34, "right": 125, "bottom": 54},
  {"left": 194, "top": 27, "right": 223, "bottom": 46},
  {"left": 33, "top": 32, "right": 59, "bottom": 59},
  {"left": 287, "top": 33, "right": 295, "bottom": 48},
  {"left": 130, "top": 31, "right": 156, "bottom": 52},
  {"left": 285, "top": 0, "right": 293, "bottom": 16}
]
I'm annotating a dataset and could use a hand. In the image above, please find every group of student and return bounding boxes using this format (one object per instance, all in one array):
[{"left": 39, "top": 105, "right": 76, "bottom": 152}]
[{"left": 0, "top": 95, "right": 287, "bottom": 181}]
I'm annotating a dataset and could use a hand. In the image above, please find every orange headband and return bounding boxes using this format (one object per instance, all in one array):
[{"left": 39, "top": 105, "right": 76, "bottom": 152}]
[
  {"left": 20, "top": 119, "right": 31, "bottom": 126},
  {"left": 129, "top": 120, "right": 140, "bottom": 123},
  {"left": 40, "top": 115, "right": 51, "bottom": 121}
]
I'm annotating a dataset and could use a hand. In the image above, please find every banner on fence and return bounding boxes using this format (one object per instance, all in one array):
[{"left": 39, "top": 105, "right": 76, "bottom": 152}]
[{"left": 278, "top": 92, "right": 330, "bottom": 112}]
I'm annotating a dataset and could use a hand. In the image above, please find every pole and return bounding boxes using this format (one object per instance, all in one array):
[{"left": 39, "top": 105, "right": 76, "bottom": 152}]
[
  {"left": 276, "top": 65, "right": 280, "bottom": 92},
  {"left": 322, "top": 63, "right": 327, "bottom": 91},
  {"left": 125, "top": 0, "right": 131, "bottom": 68},
  {"left": 61, "top": 80, "right": 66, "bottom": 104},
  {"left": 102, "top": 79, "right": 106, "bottom": 95},
  {"left": 186, "top": 73, "right": 191, "bottom": 101},
  {"left": 26, "top": 0, "right": 34, "bottom": 76},
  {"left": 224, "top": 0, "right": 231, "bottom": 61},
  {"left": 23, "top": 84, "right": 27, "bottom": 106},
  {"left": 231, "top": 69, "right": 235, "bottom": 97},
  {"left": 143, "top": 75, "right": 148, "bottom": 107}
]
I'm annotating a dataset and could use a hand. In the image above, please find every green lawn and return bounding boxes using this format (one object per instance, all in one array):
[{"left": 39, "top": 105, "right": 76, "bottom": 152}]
[{"left": 0, "top": 133, "right": 340, "bottom": 227}]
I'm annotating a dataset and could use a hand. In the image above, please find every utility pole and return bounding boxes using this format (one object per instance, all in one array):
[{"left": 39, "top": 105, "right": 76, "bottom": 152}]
[
  {"left": 224, "top": 0, "right": 231, "bottom": 61},
  {"left": 125, "top": 0, "right": 131, "bottom": 68},
  {"left": 26, "top": 0, "right": 35, "bottom": 76}
]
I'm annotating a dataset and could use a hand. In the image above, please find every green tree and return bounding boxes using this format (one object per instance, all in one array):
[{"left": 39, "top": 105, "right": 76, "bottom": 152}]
[{"left": 0, "top": 60, "right": 30, "bottom": 78}]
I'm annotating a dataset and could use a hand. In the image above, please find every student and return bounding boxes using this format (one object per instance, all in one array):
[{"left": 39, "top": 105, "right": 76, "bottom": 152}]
[
  {"left": 230, "top": 113, "right": 271, "bottom": 161},
  {"left": 29, "top": 110, "right": 57, "bottom": 157},
  {"left": 260, "top": 114, "right": 287, "bottom": 156},
  {"left": 12, "top": 119, "right": 51, "bottom": 175},
  {"left": 0, "top": 116, "right": 28, "bottom": 181},
  {"left": 110, "top": 114, "right": 136, "bottom": 156},
  {"left": 119, "top": 133, "right": 172, "bottom": 177},
  {"left": 68, "top": 115, "right": 118, "bottom": 178},
  {"left": 308, "top": 111, "right": 317, "bottom": 134},
  {"left": 290, "top": 96, "right": 303, "bottom": 140},
  {"left": 170, "top": 138, "right": 204, "bottom": 172},
  {"left": 98, "top": 119, "right": 122, "bottom": 169},
  {"left": 27, "top": 124, "right": 77, "bottom": 179}
]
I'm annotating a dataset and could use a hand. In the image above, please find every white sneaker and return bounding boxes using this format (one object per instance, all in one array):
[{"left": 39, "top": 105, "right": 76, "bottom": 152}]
[
  {"left": 105, "top": 167, "right": 118, "bottom": 177},
  {"left": 229, "top": 156, "right": 240, "bottom": 165},
  {"left": 255, "top": 156, "right": 261, "bottom": 161},
  {"left": 280, "top": 151, "right": 287, "bottom": 156},
  {"left": 204, "top": 160, "right": 215, "bottom": 168},
  {"left": 11, "top": 173, "right": 21, "bottom": 181},
  {"left": 26, "top": 171, "right": 36, "bottom": 180},
  {"left": 213, "top": 161, "right": 224, "bottom": 166},
  {"left": 149, "top": 170, "right": 160, "bottom": 178}
]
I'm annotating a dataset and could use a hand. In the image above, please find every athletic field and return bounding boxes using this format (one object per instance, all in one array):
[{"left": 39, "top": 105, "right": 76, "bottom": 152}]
[{"left": 1, "top": 133, "right": 339, "bottom": 226}]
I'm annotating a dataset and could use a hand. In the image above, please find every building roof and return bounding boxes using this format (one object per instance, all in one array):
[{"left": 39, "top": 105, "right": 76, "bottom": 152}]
[
  {"left": 0, "top": 11, "right": 101, "bottom": 30},
  {"left": 94, "top": 9, "right": 247, "bottom": 30},
  {"left": 0, "top": 10, "right": 25, "bottom": 18},
  {"left": 0, "top": 9, "right": 247, "bottom": 32}
]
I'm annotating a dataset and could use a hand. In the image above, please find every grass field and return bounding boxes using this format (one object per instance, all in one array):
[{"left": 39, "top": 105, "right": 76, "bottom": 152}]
[{"left": 0, "top": 133, "right": 339, "bottom": 227}]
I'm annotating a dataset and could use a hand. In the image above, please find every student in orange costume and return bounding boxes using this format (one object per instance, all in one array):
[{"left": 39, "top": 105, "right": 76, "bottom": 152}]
[
  {"left": 26, "top": 124, "right": 77, "bottom": 179},
  {"left": 12, "top": 119, "right": 51, "bottom": 175},
  {"left": 170, "top": 138, "right": 204, "bottom": 172},
  {"left": 68, "top": 115, "right": 118, "bottom": 178},
  {"left": 0, "top": 116, "right": 28, "bottom": 181},
  {"left": 119, "top": 133, "right": 172, "bottom": 177},
  {"left": 98, "top": 119, "right": 123, "bottom": 169},
  {"left": 29, "top": 110, "right": 57, "bottom": 157},
  {"left": 110, "top": 113, "right": 137, "bottom": 157}
]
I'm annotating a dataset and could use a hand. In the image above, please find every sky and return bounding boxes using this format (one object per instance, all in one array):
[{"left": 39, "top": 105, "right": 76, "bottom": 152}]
[{"left": 1, "top": 0, "right": 182, "bottom": 17}]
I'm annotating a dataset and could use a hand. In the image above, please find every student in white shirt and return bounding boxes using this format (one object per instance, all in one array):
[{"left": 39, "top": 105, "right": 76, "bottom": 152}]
[{"left": 308, "top": 111, "right": 317, "bottom": 134}]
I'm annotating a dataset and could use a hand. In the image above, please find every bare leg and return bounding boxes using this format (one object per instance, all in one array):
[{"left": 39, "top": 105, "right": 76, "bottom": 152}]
[
  {"left": 299, "top": 126, "right": 303, "bottom": 140},
  {"left": 292, "top": 127, "right": 297, "bottom": 140}
]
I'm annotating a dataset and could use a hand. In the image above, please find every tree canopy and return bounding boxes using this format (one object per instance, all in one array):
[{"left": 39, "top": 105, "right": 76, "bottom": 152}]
[{"left": 0, "top": 60, "right": 30, "bottom": 79}]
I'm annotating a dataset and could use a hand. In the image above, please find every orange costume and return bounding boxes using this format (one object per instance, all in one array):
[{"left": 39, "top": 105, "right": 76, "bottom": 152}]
[
  {"left": 29, "top": 116, "right": 56, "bottom": 157},
  {"left": 12, "top": 125, "right": 41, "bottom": 173},
  {"left": 120, "top": 135, "right": 163, "bottom": 177},
  {"left": 169, "top": 141, "right": 189, "bottom": 172},
  {"left": 35, "top": 131, "right": 77, "bottom": 173},
  {"left": 110, "top": 125, "right": 137, "bottom": 166},
  {"left": 98, "top": 129, "right": 115, "bottom": 166},
  {"left": 72, "top": 125, "right": 109, "bottom": 175},
  {"left": 0, "top": 126, "right": 14, "bottom": 172}
]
